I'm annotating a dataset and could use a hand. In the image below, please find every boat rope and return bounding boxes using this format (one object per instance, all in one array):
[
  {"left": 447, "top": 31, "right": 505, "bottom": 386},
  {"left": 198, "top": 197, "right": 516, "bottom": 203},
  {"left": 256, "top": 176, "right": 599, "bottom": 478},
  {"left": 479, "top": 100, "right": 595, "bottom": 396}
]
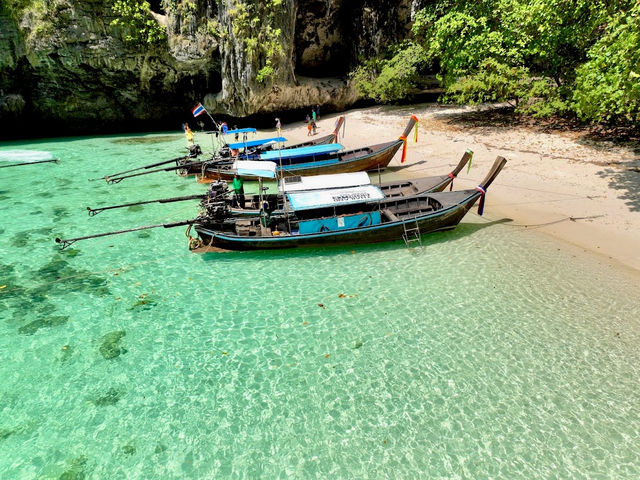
[
  {"left": 472, "top": 213, "right": 606, "bottom": 228},
  {"left": 447, "top": 172, "right": 455, "bottom": 191},
  {"left": 475, "top": 185, "right": 486, "bottom": 215}
]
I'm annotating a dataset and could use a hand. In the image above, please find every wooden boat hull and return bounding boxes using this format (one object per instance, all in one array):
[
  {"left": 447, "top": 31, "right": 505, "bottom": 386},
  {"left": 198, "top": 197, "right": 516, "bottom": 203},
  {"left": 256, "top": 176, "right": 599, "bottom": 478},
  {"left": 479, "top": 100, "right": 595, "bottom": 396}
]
[
  {"left": 193, "top": 154, "right": 505, "bottom": 252},
  {"left": 194, "top": 194, "right": 476, "bottom": 251},
  {"left": 198, "top": 140, "right": 402, "bottom": 183}
]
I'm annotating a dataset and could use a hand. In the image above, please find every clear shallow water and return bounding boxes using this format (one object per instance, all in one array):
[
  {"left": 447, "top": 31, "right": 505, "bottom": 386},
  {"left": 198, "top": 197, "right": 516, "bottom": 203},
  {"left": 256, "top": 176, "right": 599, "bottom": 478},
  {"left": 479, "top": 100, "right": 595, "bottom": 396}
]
[{"left": 1, "top": 133, "right": 640, "bottom": 479}]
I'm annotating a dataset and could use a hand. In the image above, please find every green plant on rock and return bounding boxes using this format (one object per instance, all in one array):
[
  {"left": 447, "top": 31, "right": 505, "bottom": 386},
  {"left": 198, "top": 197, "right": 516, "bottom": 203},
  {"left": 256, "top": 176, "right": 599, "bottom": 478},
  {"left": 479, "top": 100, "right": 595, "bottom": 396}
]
[
  {"left": 111, "top": 0, "right": 167, "bottom": 46},
  {"left": 228, "top": 0, "right": 286, "bottom": 84}
]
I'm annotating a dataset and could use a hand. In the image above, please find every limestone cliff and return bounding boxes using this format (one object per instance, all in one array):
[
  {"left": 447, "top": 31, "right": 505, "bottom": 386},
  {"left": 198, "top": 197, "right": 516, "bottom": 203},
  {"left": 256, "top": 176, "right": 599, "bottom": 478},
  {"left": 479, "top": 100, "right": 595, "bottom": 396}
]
[{"left": 0, "top": 0, "right": 419, "bottom": 137}]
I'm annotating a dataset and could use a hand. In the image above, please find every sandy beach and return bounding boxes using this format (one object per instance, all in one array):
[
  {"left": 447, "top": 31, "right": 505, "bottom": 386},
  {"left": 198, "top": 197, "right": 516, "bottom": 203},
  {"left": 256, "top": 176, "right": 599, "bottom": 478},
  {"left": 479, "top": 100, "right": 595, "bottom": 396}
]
[{"left": 275, "top": 104, "right": 640, "bottom": 275}]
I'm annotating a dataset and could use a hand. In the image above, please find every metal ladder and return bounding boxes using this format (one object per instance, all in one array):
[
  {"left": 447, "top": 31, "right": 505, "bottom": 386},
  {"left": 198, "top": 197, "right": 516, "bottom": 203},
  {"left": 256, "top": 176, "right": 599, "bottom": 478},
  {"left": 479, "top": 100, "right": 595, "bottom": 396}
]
[{"left": 402, "top": 220, "right": 422, "bottom": 247}]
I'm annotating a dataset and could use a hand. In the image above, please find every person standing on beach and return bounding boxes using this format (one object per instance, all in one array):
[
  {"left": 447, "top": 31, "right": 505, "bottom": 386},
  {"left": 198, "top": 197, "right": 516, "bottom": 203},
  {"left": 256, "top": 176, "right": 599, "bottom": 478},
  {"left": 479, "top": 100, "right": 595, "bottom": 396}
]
[
  {"left": 307, "top": 122, "right": 312, "bottom": 136},
  {"left": 183, "top": 123, "right": 194, "bottom": 145},
  {"left": 315, "top": 105, "right": 320, "bottom": 119},
  {"left": 275, "top": 117, "right": 281, "bottom": 135},
  {"left": 311, "top": 108, "right": 317, "bottom": 123}
]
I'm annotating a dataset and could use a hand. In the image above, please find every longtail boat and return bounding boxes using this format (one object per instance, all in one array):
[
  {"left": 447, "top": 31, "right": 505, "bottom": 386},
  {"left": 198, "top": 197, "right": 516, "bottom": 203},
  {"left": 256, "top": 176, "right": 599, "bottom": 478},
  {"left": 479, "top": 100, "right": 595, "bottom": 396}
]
[
  {"left": 102, "top": 117, "right": 346, "bottom": 184},
  {"left": 55, "top": 151, "right": 474, "bottom": 250},
  {"left": 225, "top": 149, "right": 472, "bottom": 216},
  {"left": 177, "top": 116, "right": 346, "bottom": 175},
  {"left": 220, "top": 116, "right": 344, "bottom": 155},
  {"left": 190, "top": 156, "right": 506, "bottom": 251},
  {"left": 196, "top": 115, "right": 419, "bottom": 182}
]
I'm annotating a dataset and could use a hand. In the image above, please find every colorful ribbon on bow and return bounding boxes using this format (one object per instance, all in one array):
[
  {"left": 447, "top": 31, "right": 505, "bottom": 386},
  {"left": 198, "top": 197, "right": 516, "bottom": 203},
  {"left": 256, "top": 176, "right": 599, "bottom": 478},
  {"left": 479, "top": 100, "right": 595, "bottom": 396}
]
[
  {"left": 448, "top": 172, "right": 455, "bottom": 191},
  {"left": 412, "top": 115, "right": 419, "bottom": 143},
  {"left": 399, "top": 135, "right": 408, "bottom": 163},
  {"left": 475, "top": 186, "right": 486, "bottom": 215}
]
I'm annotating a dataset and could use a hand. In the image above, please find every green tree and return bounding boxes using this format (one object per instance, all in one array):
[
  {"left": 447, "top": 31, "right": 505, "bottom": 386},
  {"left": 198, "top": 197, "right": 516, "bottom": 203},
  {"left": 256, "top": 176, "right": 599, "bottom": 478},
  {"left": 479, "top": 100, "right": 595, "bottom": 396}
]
[
  {"left": 409, "top": 0, "right": 637, "bottom": 121},
  {"left": 573, "top": 3, "right": 640, "bottom": 123},
  {"left": 350, "top": 42, "right": 428, "bottom": 102}
]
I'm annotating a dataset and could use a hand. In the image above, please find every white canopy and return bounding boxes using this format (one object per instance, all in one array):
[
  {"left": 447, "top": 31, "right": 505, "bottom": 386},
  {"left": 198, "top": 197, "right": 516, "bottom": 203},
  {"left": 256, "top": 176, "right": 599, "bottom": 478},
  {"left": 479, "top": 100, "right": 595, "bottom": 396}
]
[
  {"left": 233, "top": 160, "right": 277, "bottom": 179},
  {"left": 286, "top": 185, "right": 385, "bottom": 211},
  {"left": 280, "top": 172, "right": 371, "bottom": 193}
]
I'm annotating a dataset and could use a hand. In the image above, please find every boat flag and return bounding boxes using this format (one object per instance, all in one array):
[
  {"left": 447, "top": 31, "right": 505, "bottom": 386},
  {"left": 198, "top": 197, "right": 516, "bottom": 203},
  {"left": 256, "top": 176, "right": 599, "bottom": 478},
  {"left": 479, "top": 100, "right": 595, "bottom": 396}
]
[{"left": 192, "top": 103, "right": 206, "bottom": 117}]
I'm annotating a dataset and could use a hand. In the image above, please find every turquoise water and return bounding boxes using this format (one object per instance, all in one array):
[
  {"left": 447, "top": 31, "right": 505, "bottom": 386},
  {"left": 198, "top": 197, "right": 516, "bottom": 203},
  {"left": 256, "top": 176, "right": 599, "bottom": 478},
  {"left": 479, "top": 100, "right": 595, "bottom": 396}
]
[{"left": 1, "top": 133, "right": 640, "bottom": 479}]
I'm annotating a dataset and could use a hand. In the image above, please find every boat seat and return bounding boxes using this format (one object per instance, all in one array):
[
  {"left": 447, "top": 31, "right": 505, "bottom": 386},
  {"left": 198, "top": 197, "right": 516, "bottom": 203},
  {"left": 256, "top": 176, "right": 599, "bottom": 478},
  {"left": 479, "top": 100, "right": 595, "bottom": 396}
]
[
  {"left": 381, "top": 209, "right": 400, "bottom": 222},
  {"left": 391, "top": 205, "right": 434, "bottom": 216},
  {"left": 236, "top": 219, "right": 254, "bottom": 236}
]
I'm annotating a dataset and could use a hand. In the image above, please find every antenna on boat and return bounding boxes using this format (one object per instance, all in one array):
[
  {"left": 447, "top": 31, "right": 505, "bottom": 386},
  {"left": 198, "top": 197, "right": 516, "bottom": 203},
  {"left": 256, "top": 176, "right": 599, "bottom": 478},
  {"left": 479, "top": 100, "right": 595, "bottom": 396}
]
[{"left": 276, "top": 146, "right": 293, "bottom": 234}]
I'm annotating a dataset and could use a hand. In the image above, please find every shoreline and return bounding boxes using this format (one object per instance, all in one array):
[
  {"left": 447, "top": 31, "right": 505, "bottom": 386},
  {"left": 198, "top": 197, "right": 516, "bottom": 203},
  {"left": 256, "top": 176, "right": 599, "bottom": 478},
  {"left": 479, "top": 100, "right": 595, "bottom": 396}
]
[{"left": 272, "top": 103, "right": 640, "bottom": 276}]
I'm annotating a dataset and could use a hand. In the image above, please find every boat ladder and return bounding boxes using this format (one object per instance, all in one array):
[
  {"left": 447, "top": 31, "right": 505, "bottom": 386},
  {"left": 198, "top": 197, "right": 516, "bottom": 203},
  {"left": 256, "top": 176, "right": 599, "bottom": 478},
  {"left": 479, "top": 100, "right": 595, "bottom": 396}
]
[{"left": 402, "top": 220, "right": 422, "bottom": 248}]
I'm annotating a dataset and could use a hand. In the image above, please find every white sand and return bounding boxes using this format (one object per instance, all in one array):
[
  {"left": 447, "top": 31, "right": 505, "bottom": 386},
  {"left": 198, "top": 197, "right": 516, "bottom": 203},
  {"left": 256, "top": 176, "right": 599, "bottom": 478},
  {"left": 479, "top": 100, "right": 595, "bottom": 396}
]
[{"left": 267, "top": 104, "right": 640, "bottom": 275}]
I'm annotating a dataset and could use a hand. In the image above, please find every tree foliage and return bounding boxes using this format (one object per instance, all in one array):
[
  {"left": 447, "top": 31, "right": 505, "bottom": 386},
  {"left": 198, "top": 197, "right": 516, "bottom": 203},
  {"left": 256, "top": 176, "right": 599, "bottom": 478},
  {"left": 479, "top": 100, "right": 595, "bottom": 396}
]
[
  {"left": 111, "top": 0, "right": 166, "bottom": 46},
  {"left": 353, "top": 0, "right": 639, "bottom": 125},
  {"left": 350, "top": 42, "right": 428, "bottom": 102},
  {"left": 573, "top": 3, "right": 640, "bottom": 123}
]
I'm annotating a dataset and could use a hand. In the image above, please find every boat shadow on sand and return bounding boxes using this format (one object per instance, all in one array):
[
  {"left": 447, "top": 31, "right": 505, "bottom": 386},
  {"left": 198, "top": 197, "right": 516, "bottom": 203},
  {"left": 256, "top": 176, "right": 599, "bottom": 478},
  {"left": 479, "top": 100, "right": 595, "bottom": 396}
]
[{"left": 198, "top": 217, "right": 512, "bottom": 262}]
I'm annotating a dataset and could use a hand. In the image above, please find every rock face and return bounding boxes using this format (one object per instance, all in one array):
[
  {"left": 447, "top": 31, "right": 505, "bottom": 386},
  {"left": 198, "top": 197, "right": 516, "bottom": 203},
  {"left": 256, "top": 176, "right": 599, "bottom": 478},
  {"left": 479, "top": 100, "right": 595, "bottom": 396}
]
[{"left": 0, "top": 0, "right": 419, "bottom": 137}]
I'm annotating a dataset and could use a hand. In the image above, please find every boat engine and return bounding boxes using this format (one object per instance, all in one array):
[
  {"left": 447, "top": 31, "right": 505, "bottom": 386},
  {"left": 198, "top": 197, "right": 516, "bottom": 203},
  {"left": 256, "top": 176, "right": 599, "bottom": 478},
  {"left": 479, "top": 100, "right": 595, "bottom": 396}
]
[
  {"left": 208, "top": 180, "right": 228, "bottom": 199},
  {"left": 188, "top": 144, "right": 203, "bottom": 157},
  {"left": 201, "top": 199, "right": 229, "bottom": 221}
]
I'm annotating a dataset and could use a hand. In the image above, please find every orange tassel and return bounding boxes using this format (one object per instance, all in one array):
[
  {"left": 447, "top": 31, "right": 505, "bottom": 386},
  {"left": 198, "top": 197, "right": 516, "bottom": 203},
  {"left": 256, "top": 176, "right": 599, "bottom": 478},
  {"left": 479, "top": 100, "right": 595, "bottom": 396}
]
[{"left": 399, "top": 135, "right": 407, "bottom": 163}]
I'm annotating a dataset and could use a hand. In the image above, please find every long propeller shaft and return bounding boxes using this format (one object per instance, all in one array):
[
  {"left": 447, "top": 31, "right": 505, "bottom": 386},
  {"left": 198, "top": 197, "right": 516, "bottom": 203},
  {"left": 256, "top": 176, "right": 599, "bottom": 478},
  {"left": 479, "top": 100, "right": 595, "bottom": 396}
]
[
  {"left": 55, "top": 219, "right": 197, "bottom": 250},
  {"left": 88, "top": 154, "right": 192, "bottom": 181},
  {"left": 87, "top": 194, "right": 206, "bottom": 216},
  {"left": 0, "top": 158, "right": 59, "bottom": 169},
  {"left": 105, "top": 160, "right": 210, "bottom": 184}
]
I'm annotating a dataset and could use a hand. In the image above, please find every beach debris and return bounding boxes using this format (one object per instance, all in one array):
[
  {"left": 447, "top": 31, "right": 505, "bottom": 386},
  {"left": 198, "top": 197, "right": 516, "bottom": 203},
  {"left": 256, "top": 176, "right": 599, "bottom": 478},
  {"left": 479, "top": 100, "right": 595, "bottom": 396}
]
[
  {"left": 338, "top": 293, "right": 358, "bottom": 298},
  {"left": 99, "top": 330, "right": 127, "bottom": 359},
  {"left": 129, "top": 293, "right": 161, "bottom": 310}
]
